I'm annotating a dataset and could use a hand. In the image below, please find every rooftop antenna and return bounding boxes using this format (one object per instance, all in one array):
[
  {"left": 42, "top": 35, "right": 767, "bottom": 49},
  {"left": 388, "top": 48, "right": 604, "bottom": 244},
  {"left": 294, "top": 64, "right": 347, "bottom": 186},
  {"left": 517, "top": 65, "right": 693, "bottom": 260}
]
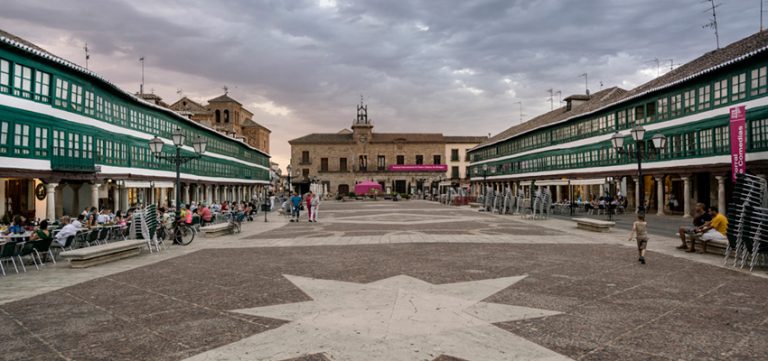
[
  {"left": 664, "top": 58, "right": 675, "bottom": 72},
  {"left": 555, "top": 90, "right": 562, "bottom": 104},
  {"left": 703, "top": 0, "right": 721, "bottom": 49},
  {"left": 139, "top": 56, "right": 145, "bottom": 94},
  {"left": 514, "top": 101, "right": 523, "bottom": 123},
  {"left": 653, "top": 58, "right": 660, "bottom": 76},
  {"left": 84, "top": 42, "right": 90, "bottom": 69},
  {"left": 580, "top": 73, "right": 589, "bottom": 96},
  {"left": 176, "top": 89, "right": 183, "bottom": 97},
  {"left": 762, "top": 0, "right": 765, "bottom": 31},
  {"left": 547, "top": 88, "right": 554, "bottom": 110},
  {"left": 223, "top": 85, "right": 229, "bottom": 95}
]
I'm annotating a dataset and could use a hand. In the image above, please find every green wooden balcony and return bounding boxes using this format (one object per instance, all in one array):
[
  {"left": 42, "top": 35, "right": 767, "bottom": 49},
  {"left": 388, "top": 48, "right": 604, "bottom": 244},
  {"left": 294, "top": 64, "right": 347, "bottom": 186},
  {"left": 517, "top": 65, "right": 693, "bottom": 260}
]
[{"left": 51, "top": 150, "right": 96, "bottom": 172}]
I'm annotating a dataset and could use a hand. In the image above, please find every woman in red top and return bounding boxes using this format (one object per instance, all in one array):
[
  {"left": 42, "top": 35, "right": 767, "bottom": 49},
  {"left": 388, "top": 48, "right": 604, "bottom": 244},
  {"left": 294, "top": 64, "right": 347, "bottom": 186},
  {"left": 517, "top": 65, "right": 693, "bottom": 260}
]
[{"left": 306, "top": 192, "right": 313, "bottom": 222}]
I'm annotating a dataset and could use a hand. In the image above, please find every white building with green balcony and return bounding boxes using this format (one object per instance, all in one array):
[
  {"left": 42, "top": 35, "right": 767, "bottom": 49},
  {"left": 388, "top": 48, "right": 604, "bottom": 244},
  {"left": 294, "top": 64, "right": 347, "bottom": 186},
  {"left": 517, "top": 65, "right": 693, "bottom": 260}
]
[
  {"left": 0, "top": 29, "right": 271, "bottom": 221},
  {"left": 469, "top": 31, "right": 768, "bottom": 217}
]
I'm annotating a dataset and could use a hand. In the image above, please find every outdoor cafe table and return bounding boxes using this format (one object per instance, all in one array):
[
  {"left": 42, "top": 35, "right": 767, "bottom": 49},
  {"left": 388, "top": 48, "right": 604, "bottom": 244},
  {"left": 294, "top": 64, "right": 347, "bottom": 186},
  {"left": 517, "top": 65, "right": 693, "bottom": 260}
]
[{"left": 0, "top": 231, "right": 33, "bottom": 245}]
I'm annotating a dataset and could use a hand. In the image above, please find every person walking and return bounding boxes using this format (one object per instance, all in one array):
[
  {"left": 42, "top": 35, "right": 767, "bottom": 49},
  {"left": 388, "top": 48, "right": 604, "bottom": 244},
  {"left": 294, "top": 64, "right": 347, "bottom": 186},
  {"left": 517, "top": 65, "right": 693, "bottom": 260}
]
[
  {"left": 627, "top": 214, "right": 649, "bottom": 264},
  {"left": 290, "top": 192, "right": 302, "bottom": 222},
  {"left": 306, "top": 191, "right": 314, "bottom": 222},
  {"left": 310, "top": 192, "right": 320, "bottom": 222}
]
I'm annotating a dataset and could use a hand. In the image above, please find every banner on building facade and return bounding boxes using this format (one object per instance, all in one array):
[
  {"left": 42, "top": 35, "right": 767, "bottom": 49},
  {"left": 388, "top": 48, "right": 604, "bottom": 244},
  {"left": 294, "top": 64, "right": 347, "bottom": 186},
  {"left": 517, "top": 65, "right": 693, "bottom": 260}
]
[
  {"left": 387, "top": 164, "right": 448, "bottom": 172},
  {"left": 730, "top": 105, "right": 747, "bottom": 181}
]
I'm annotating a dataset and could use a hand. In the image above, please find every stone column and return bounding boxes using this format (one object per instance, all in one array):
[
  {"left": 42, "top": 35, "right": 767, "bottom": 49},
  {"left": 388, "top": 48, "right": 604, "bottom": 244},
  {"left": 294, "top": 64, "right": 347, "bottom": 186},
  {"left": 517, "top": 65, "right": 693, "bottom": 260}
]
[
  {"left": 183, "top": 184, "right": 190, "bottom": 205},
  {"left": 682, "top": 176, "right": 691, "bottom": 218},
  {"left": 634, "top": 176, "right": 640, "bottom": 212},
  {"left": 160, "top": 187, "right": 168, "bottom": 207},
  {"left": 90, "top": 183, "right": 101, "bottom": 209},
  {"left": 655, "top": 176, "right": 664, "bottom": 216},
  {"left": 46, "top": 183, "right": 58, "bottom": 221},
  {"left": 206, "top": 185, "right": 212, "bottom": 205},
  {"left": 112, "top": 185, "right": 120, "bottom": 211},
  {"left": 715, "top": 176, "right": 726, "bottom": 215}
]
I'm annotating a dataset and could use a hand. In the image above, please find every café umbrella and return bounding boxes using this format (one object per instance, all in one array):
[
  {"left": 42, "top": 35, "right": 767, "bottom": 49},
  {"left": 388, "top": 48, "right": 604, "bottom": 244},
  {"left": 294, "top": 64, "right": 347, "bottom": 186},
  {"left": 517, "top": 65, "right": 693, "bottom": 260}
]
[{"left": 354, "top": 180, "right": 383, "bottom": 195}]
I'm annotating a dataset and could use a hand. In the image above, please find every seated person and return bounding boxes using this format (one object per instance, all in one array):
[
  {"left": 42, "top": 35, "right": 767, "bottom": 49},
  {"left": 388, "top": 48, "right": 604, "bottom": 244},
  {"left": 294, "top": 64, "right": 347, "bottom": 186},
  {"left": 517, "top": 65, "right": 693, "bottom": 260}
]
[
  {"left": 677, "top": 203, "right": 709, "bottom": 250},
  {"left": 7, "top": 215, "right": 25, "bottom": 234},
  {"left": 692, "top": 206, "right": 728, "bottom": 253},
  {"left": 53, "top": 216, "right": 78, "bottom": 247},
  {"left": 29, "top": 220, "right": 53, "bottom": 242}
]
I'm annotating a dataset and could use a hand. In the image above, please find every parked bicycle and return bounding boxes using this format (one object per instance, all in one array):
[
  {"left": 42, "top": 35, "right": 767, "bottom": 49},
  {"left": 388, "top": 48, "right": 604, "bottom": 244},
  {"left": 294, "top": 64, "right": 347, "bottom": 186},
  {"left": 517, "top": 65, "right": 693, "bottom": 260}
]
[{"left": 156, "top": 219, "right": 195, "bottom": 246}]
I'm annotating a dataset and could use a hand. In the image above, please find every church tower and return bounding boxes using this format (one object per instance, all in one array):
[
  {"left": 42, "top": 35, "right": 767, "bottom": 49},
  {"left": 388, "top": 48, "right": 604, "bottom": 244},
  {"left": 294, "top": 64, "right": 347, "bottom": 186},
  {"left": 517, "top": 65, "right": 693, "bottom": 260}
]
[{"left": 352, "top": 96, "right": 373, "bottom": 144}]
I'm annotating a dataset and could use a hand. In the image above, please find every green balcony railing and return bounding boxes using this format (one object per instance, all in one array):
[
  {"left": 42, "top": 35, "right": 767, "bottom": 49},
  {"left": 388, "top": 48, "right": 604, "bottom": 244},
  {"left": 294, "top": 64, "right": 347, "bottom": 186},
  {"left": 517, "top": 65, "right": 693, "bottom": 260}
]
[{"left": 51, "top": 150, "right": 96, "bottom": 172}]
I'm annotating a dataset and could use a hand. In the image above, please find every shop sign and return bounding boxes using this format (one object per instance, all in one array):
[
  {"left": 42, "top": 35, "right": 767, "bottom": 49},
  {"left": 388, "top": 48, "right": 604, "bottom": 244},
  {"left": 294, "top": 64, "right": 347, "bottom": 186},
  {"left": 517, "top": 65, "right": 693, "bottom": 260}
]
[
  {"left": 729, "top": 105, "right": 747, "bottom": 181},
  {"left": 35, "top": 183, "right": 47, "bottom": 200}
]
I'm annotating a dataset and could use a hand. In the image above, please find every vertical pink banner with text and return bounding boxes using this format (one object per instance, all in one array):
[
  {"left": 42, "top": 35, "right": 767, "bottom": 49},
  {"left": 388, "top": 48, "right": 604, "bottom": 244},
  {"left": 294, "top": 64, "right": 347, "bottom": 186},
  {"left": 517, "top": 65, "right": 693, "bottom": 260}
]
[{"left": 730, "top": 105, "right": 747, "bottom": 181}]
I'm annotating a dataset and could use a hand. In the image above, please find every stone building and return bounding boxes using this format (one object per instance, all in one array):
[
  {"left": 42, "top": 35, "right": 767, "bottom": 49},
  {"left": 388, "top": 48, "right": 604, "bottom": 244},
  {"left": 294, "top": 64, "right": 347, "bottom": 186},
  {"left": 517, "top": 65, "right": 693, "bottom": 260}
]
[
  {"left": 168, "top": 93, "right": 271, "bottom": 154},
  {"left": 288, "top": 100, "right": 486, "bottom": 195}
]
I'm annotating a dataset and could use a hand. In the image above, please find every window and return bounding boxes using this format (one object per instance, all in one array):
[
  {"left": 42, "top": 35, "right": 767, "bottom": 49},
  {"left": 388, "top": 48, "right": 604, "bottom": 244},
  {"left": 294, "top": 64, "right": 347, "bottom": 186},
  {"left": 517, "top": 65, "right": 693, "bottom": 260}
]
[
  {"left": 617, "top": 110, "right": 626, "bottom": 129},
  {"left": 34, "top": 127, "right": 48, "bottom": 157},
  {"left": 96, "top": 96, "right": 103, "bottom": 118},
  {"left": 82, "top": 135, "right": 93, "bottom": 159},
  {"left": 433, "top": 154, "right": 441, "bottom": 165},
  {"left": 396, "top": 155, "right": 405, "bottom": 165},
  {"left": 751, "top": 66, "right": 767, "bottom": 96},
  {"left": 68, "top": 133, "right": 80, "bottom": 158},
  {"left": 70, "top": 83, "right": 83, "bottom": 111},
  {"left": 320, "top": 157, "right": 328, "bottom": 172},
  {"left": 451, "top": 148, "right": 459, "bottom": 161},
  {"left": 302, "top": 168, "right": 309, "bottom": 177},
  {"left": 53, "top": 130, "right": 65, "bottom": 156},
  {"left": 670, "top": 94, "right": 682, "bottom": 117},
  {"left": 84, "top": 90, "right": 94, "bottom": 115},
  {"left": 731, "top": 73, "right": 746, "bottom": 101},
  {"left": 377, "top": 155, "right": 385, "bottom": 170},
  {"left": 657, "top": 97, "right": 669, "bottom": 120},
  {"left": 415, "top": 155, "right": 423, "bottom": 165},
  {"left": 0, "top": 59, "right": 9, "bottom": 93},
  {"left": 634, "top": 106, "right": 645, "bottom": 124},
  {"left": 12, "top": 64, "right": 32, "bottom": 98},
  {"left": 54, "top": 79, "right": 69, "bottom": 107},
  {"left": 713, "top": 79, "right": 728, "bottom": 106},
  {"left": 224, "top": 109, "right": 230, "bottom": 123},
  {"left": 358, "top": 155, "right": 367, "bottom": 171},
  {"left": 699, "top": 128, "right": 713, "bottom": 154},
  {"left": 34, "top": 71, "right": 50, "bottom": 102},
  {"left": 714, "top": 126, "right": 728, "bottom": 153},
  {"left": 750, "top": 119, "right": 768, "bottom": 150},
  {"left": 698, "top": 85, "right": 711, "bottom": 110},
  {"left": 451, "top": 166, "right": 459, "bottom": 179},
  {"left": 0, "top": 121, "right": 8, "bottom": 154},
  {"left": 13, "top": 124, "right": 30, "bottom": 155},
  {"left": 339, "top": 157, "right": 347, "bottom": 171},
  {"left": 301, "top": 150, "right": 310, "bottom": 164},
  {"left": 645, "top": 102, "right": 656, "bottom": 121},
  {"left": 683, "top": 90, "right": 695, "bottom": 113}
]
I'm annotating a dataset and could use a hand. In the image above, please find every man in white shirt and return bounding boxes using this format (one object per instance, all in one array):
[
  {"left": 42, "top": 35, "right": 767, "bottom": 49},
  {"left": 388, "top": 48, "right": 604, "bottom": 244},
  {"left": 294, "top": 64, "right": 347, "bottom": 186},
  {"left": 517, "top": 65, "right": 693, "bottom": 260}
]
[
  {"left": 71, "top": 215, "right": 83, "bottom": 229},
  {"left": 97, "top": 210, "right": 109, "bottom": 224},
  {"left": 54, "top": 216, "right": 78, "bottom": 246}
]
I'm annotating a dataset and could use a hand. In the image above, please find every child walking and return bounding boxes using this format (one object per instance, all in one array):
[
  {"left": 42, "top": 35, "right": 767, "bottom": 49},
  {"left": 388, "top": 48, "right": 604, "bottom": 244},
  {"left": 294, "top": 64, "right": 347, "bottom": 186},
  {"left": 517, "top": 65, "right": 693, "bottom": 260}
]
[{"left": 628, "top": 214, "right": 649, "bottom": 264}]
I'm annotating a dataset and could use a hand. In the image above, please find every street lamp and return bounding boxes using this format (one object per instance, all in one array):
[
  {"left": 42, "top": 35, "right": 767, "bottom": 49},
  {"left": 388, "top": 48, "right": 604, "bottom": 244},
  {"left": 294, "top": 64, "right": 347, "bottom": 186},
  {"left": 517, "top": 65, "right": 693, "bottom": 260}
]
[
  {"left": 482, "top": 163, "right": 488, "bottom": 197},
  {"left": 149, "top": 128, "right": 207, "bottom": 221},
  {"left": 611, "top": 125, "right": 666, "bottom": 215},
  {"left": 286, "top": 164, "right": 293, "bottom": 194}
]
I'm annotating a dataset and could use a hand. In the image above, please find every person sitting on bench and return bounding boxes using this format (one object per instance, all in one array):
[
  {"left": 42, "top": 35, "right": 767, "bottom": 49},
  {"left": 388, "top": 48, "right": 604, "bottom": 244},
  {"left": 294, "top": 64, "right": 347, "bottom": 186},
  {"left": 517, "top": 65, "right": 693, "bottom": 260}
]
[
  {"left": 691, "top": 206, "right": 728, "bottom": 253},
  {"left": 677, "top": 203, "right": 710, "bottom": 251}
]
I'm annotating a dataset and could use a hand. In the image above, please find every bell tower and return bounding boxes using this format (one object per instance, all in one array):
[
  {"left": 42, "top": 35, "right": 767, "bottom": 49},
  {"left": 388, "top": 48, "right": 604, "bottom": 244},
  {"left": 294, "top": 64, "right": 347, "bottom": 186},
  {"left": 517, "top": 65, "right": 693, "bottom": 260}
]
[{"left": 352, "top": 95, "right": 373, "bottom": 144}]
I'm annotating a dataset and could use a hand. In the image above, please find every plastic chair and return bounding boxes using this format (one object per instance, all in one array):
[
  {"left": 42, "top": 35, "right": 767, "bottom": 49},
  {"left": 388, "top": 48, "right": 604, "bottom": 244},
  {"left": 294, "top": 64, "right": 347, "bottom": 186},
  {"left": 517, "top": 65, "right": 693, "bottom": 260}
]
[{"left": 0, "top": 242, "right": 20, "bottom": 276}]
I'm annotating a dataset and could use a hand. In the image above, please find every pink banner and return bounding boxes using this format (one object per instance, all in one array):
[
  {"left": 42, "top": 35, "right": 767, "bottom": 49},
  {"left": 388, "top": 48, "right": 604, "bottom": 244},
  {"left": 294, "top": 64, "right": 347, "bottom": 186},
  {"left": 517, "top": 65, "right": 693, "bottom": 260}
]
[
  {"left": 387, "top": 164, "right": 447, "bottom": 172},
  {"left": 730, "top": 105, "right": 747, "bottom": 181}
]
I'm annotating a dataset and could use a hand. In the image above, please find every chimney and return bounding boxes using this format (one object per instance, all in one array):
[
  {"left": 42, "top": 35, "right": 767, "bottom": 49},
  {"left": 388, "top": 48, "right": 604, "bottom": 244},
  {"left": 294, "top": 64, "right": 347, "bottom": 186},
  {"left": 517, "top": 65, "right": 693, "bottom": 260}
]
[{"left": 563, "top": 94, "right": 590, "bottom": 111}]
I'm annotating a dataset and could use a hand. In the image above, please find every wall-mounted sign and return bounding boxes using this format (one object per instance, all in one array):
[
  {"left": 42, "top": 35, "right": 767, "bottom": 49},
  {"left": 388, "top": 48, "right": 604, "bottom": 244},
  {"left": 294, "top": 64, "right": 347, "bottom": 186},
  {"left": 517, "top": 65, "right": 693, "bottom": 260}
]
[
  {"left": 387, "top": 164, "right": 448, "bottom": 172},
  {"left": 35, "top": 183, "right": 47, "bottom": 200}
]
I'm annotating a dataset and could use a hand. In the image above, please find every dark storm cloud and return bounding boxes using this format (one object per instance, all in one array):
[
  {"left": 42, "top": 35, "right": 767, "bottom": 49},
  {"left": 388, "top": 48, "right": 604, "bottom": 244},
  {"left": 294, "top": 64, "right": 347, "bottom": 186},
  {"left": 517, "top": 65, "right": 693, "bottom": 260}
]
[{"left": 0, "top": 0, "right": 759, "bottom": 166}]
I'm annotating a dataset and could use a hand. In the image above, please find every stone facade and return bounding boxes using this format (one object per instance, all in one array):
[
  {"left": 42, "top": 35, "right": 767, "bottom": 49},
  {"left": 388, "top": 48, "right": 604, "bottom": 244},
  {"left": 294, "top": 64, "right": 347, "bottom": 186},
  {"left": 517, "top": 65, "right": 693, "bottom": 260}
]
[
  {"left": 169, "top": 94, "right": 271, "bottom": 154},
  {"left": 289, "top": 100, "right": 486, "bottom": 195}
]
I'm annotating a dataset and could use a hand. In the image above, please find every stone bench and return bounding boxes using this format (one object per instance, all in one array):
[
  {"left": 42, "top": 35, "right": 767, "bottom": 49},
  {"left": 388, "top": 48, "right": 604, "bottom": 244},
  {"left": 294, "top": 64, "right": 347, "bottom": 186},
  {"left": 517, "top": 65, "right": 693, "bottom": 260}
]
[
  {"left": 686, "top": 234, "right": 728, "bottom": 255},
  {"left": 200, "top": 223, "right": 233, "bottom": 238},
  {"left": 572, "top": 217, "right": 615, "bottom": 232},
  {"left": 59, "top": 239, "right": 146, "bottom": 268},
  {"left": 469, "top": 202, "right": 482, "bottom": 208}
]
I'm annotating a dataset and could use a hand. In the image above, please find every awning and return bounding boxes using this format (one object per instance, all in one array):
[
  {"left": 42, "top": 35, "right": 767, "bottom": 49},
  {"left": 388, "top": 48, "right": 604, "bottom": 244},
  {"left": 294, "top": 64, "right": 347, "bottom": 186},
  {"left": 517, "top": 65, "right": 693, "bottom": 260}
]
[
  {"left": 534, "top": 180, "right": 569, "bottom": 186},
  {"left": 119, "top": 181, "right": 175, "bottom": 188},
  {"left": 569, "top": 178, "right": 607, "bottom": 186}
]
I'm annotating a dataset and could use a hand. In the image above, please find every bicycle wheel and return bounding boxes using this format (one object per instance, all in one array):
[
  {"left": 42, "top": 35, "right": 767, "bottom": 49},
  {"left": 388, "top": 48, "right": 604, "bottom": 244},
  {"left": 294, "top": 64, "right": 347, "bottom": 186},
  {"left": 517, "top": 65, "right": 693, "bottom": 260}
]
[{"left": 177, "top": 225, "right": 195, "bottom": 246}]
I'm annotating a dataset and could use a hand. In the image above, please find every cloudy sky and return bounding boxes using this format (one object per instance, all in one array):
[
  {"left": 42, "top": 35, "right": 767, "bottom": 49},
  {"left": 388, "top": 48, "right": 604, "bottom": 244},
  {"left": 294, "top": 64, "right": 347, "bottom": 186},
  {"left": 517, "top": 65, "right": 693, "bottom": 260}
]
[{"left": 0, "top": 0, "right": 759, "bottom": 168}]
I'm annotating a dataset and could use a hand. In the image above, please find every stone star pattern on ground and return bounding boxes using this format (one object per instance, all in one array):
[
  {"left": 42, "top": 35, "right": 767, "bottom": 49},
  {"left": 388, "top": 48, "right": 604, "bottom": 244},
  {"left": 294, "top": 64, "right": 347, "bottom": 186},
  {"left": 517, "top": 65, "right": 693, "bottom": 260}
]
[{"left": 188, "top": 274, "right": 570, "bottom": 361}]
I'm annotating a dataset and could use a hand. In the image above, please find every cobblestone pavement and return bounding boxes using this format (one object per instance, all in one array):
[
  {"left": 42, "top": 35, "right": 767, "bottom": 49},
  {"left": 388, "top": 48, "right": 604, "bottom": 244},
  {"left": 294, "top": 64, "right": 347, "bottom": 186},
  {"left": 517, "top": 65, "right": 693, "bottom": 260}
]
[{"left": 1, "top": 200, "right": 766, "bottom": 361}]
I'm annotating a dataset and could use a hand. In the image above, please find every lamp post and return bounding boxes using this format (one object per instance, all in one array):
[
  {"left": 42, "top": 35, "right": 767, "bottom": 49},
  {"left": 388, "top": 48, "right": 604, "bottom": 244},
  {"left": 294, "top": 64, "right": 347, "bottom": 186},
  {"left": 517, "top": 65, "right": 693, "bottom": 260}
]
[
  {"left": 149, "top": 128, "right": 207, "bottom": 221},
  {"left": 482, "top": 163, "right": 488, "bottom": 197},
  {"left": 611, "top": 126, "right": 666, "bottom": 215},
  {"left": 605, "top": 176, "right": 614, "bottom": 221},
  {"left": 286, "top": 164, "right": 293, "bottom": 194}
]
